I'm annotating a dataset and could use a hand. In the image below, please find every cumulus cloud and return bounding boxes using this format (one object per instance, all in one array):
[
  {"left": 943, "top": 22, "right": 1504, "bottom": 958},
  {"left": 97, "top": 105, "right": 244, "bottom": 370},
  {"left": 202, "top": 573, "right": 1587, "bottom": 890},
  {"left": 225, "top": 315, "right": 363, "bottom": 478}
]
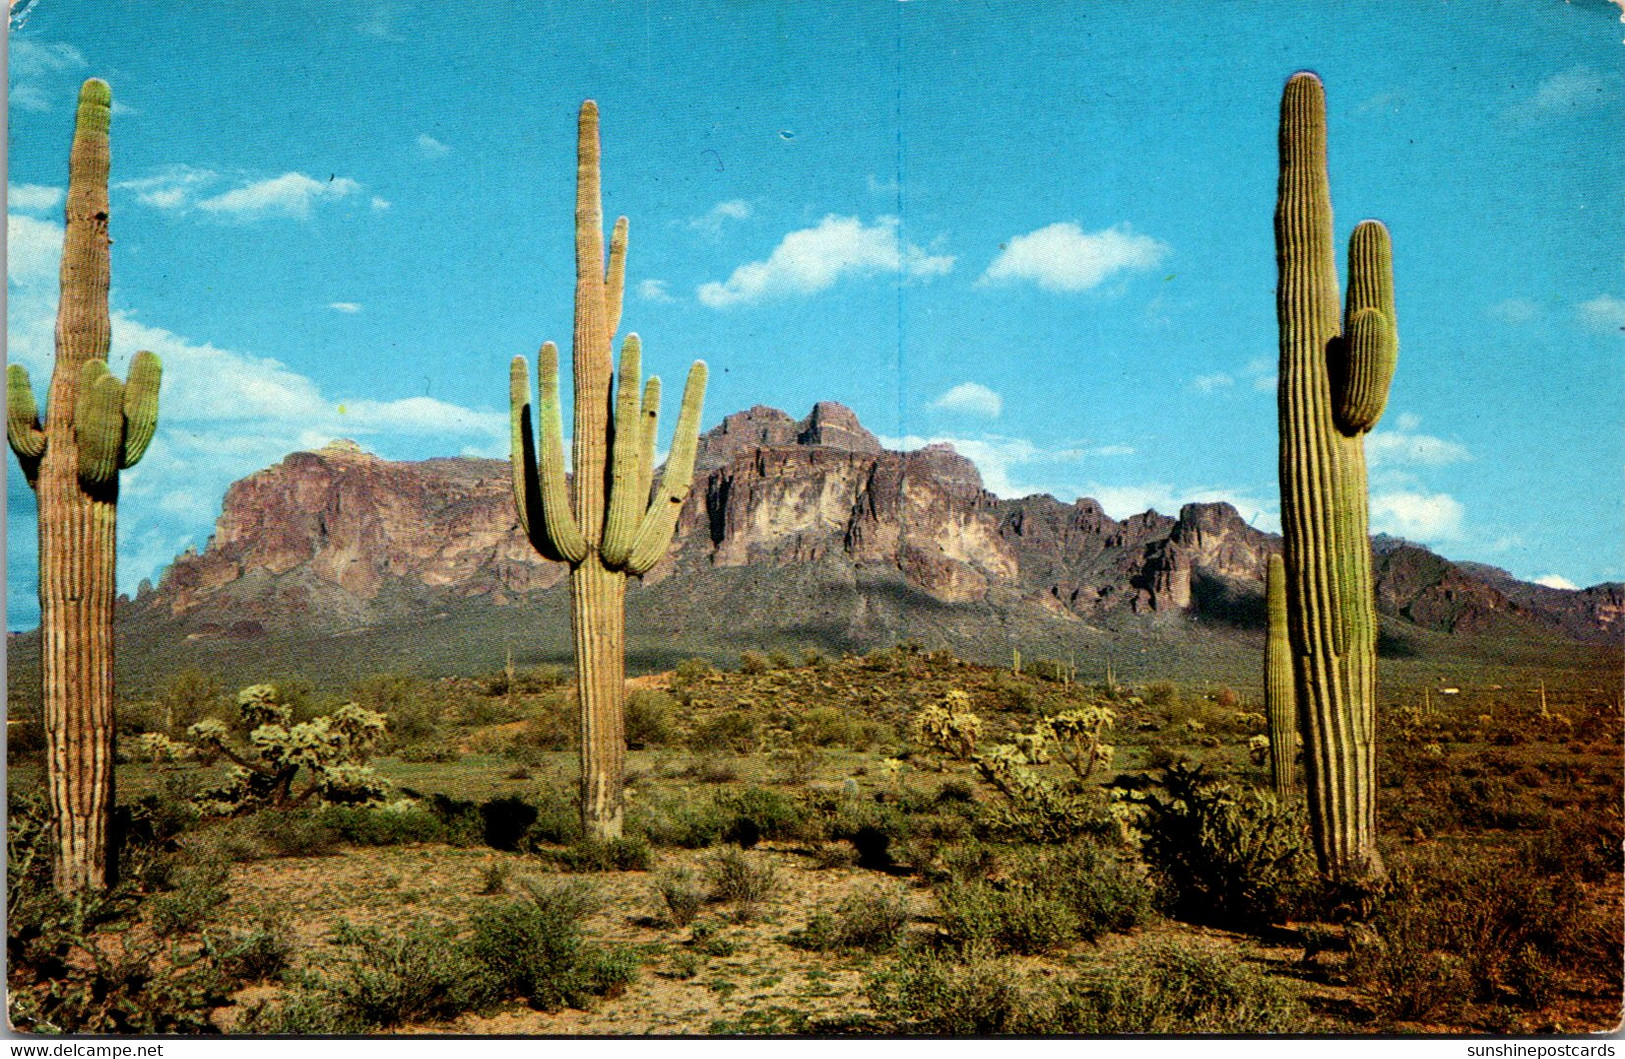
[
  {"left": 697, "top": 215, "right": 953, "bottom": 308},
  {"left": 1579, "top": 294, "right": 1625, "bottom": 331},
  {"left": 1366, "top": 414, "right": 1470, "bottom": 467},
  {"left": 1489, "top": 297, "right": 1539, "bottom": 325},
  {"left": 929, "top": 382, "right": 1002, "bottom": 418},
  {"left": 7, "top": 213, "right": 64, "bottom": 286},
  {"left": 1534, "top": 574, "right": 1579, "bottom": 590},
  {"left": 8, "top": 183, "right": 63, "bottom": 214},
  {"left": 1190, "top": 373, "right": 1234, "bottom": 393},
  {"left": 371, "top": 196, "right": 392, "bottom": 211},
  {"left": 116, "top": 165, "right": 219, "bottom": 210},
  {"left": 1370, "top": 490, "right": 1465, "bottom": 542},
  {"left": 197, "top": 173, "right": 362, "bottom": 219},
  {"left": 415, "top": 134, "right": 450, "bottom": 159},
  {"left": 688, "top": 199, "right": 751, "bottom": 235},
  {"left": 8, "top": 39, "right": 87, "bottom": 111},
  {"left": 979, "top": 222, "right": 1168, "bottom": 292},
  {"left": 637, "top": 279, "right": 676, "bottom": 303}
]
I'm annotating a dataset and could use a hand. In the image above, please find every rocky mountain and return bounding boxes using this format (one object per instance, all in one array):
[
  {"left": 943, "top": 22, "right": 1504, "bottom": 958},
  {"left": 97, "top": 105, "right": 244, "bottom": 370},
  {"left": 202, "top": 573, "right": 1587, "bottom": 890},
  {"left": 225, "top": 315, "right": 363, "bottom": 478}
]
[{"left": 130, "top": 405, "right": 1619, "bottom": 651}]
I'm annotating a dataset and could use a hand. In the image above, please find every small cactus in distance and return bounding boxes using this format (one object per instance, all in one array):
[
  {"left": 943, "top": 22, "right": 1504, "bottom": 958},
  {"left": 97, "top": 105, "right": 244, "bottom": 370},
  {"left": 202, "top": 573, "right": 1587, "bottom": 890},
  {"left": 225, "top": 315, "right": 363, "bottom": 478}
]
[
  {"left": 1274, "top": 71, "right": 1397, "bottom": 884},
  {"left": 1264, "top": 554, "right": 1297, "bottom": 795},
  {"left": 509, "top": 101, "right": 707, "bottom": 839},
  {"left": 7, "top": 79, "right": 162, "bottom": 892}
]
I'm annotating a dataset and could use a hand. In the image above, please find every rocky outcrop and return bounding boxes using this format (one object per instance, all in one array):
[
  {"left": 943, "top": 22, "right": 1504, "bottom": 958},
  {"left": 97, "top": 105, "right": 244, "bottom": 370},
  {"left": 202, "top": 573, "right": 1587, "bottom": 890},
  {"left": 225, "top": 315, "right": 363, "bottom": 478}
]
[{"left": 137, "top": 409, "right": 1620, "bottom": 645}]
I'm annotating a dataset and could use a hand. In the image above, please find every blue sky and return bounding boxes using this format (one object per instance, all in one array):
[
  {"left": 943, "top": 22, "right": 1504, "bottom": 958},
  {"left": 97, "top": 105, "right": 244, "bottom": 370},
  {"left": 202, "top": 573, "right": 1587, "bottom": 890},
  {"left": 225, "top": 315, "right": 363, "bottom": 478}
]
[{"left": 7, "top": 1, "right": 1623, "bottom": 629}]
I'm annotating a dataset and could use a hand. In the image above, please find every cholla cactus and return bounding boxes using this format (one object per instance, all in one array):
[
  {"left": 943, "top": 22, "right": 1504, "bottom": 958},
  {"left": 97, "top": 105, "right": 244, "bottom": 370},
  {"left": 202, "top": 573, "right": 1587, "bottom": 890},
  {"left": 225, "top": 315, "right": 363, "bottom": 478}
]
[
  {"left": 912, "top": 688, "right": 982, "bottom": 764},
  {"left": 166, "top": 685, "right": 389, "bottom": 815}
]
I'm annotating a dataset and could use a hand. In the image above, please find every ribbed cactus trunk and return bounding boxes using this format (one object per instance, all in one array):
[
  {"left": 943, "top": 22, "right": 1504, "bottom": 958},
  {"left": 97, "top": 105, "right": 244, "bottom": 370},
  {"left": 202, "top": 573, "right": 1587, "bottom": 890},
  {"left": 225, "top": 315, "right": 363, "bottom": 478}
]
[
  {"left": 510, "top": 102, "right": 707, "bottom": 840},
  {"left": 1264, "top": 554, "right": 1297, "bottom": 795},
  {"left": 7, "top": 80, "right": 162, "bottom": 892},
  {"left": 1275, "top": 72, "right": 1396, "bottom": 885}
]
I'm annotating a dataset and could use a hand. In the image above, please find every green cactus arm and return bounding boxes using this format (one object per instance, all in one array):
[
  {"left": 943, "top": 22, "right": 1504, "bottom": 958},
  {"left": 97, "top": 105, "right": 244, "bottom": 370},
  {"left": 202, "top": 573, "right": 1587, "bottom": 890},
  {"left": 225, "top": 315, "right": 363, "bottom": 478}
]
[
  {"left": 570, "top": 100, "right": 613, "bottom": 542},
  {"left": 605, "top": 216, "right": 628, "bottom": 339},
  {"left": 600, "top": 333, "right": 647, "bottom": 567},
  {"left": 535, "top": 341, "right": 590, "bottom": 563},
  {"left": 625, "top": 360, "right": 707, "bottom": 575},
  {"left": 75, "top": 359, "right": 125, "bottom": 484},
  {"left": 120, "top": 350, "right": 161, "bottom": 467},
  {"left": 7, "top": 364, "right": 47, "bottom": 462},
  {"left": 636, "top": 376, "right": 661, "bottom": 504},
  {"left": 509, "top": 355, "right": 555, "bottom": 558},
  {"left": 1333, "top": 221, "right": 1397, "bottom": 435}
]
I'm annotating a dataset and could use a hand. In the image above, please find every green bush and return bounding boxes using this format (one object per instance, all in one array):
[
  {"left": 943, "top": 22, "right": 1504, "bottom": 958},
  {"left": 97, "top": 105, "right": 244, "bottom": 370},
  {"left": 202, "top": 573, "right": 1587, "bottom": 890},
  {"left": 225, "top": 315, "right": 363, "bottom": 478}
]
[
  {"left": 1036, "top": 843, "right": 1155, "bottom": 942},
  {"left": 1129, "top": 764, "right": 1312, "bottom": 929},
  {"left": 625, "top": 689, "right": 677, "bottom": 749},
  {"left": 549, "top": 836, "right": 653, "bottom": 873},
  {"left": 321, "top": 922, "right": 491, "bottom": 1030},
  {"left": 936, "top": 880, "right": 1078, "bottom": 955},
  {"left": 793, "top": 886, "right": 911, "bottom": 953},
  {"left": 691, "top": 712, "right": 759, "bottom": 753},
  {"left": 738, "top": 651, "right": 771, "bottom": 675},
  {"left": 145, "top": 861, "right": 231, "bottom": 937},
  {"left": 705, "top": 849, "right": 780, "bottom": 920},
  {"left": 672, "top": 657, "right": 715, "bottom": 687},
  {"left": 655, "top": 869, "right": 705, "bottom": 928},
  {"left": 631, "top": 791, "right": 729, "bottom": 849},
  {"left": 213, "top": 917, "right": 294, "bottom": 984},
  {"left": 721, "top": 786, "right": 806, "bottom": 846},
  {"left": 465, "top": 880, "right": 637, "bottom": 1011}
]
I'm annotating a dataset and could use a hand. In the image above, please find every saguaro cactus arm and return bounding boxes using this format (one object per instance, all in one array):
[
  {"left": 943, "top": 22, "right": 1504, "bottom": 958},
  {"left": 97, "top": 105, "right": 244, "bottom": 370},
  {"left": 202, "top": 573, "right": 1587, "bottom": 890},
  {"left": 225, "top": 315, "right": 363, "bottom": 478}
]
[
  {"left": 1332, "top": 222, "right": 1397, "bottom": 435},
  {"left": 636, "top": 376, "right": 661, "bottom": 503},
  {"left": 7, "top": 365, "right": 47, "bottom": 465},
  {"left": 120, "top": 351, "right": 162, "bottom": 467},
  {"left": 75, "top": 360, "right": 125, "bottom": 485},
  {"left": 626, "top": 360, "right": 708, "bottom": 575},
  {"left": 1264, "top": 554, "right": 1297, "bottom": 795},
  {"left": 600, "top": 334, "right": 648, "bottom": 567}
]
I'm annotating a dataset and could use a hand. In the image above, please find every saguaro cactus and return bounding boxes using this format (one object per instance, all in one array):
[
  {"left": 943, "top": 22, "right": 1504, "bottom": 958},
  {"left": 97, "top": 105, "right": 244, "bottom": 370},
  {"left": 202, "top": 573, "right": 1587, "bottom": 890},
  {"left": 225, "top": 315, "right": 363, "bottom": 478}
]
[
  {"left": 7, "top": 79, "right": 162, "bottom": 892},
  {"left": 1264, "top": 554, "right": 1296, "bottom": 795},
  {"left": 1274, "top": 72, "right": 1397, "bottom": 884},
  {"left": 510, "top": 101, "right": 707, "bottom": 839}
]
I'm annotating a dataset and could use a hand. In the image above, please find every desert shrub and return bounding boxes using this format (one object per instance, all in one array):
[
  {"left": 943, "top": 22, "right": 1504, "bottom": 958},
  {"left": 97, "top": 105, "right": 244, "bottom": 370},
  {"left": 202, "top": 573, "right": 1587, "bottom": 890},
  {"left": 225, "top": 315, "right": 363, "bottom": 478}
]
[
  {"left": 481, "top": 862, "right": 510, "bottom": 895},
  {"left": 520, "top": 786, "right": 585, "bottom": 847},
  {"left": 935, "top": 779, "right": 975, "bottom": 805},
  {"left": 1127, "top": 763, "right": 1312, "bottom": 929},
  {"left": 936, "top": 880, "right": 1079, "bottom": 955},
  {"left": 480, "top": 795, "right": 540, "bottom": 852},
  {"left": 1521, "top": 811, "right": 1623, "bottom": 884},
  {"left": 549, "top": 836, "right": 653, "bottom": 873},
  {"left": 239, "top": 808, "right": 344, "bottom": 858},
  {"left": 321, "top": 922, "right": 491, "bottom": 1029},
  {"left": 1347, "top": 844, "right": 1602, "bottom": 1024},
  {"left": 672, "top": 657, "right": 715, "bottom": 686},
  {"left": 145, "top": 860, "right": 231, "bottom": 937},
  {"left": 738, "top": 650, "right": 771, "bottom": 675},
  {"left": 509, "top": 690, "right": 578, "bottom": 756},
  {"left": 1038, "top": 842, "right": 1155, "bottom": 941},
  {"left": 323, "top": 803, "right": 450, "bottom": 847},
  {"left": 213, "top": 917, "right": 294, "bottom": 984},
  {"left": 684, "top": 753, "right": 742, "bottom": 783},
  {"left": 811, "top": 842, "right": 860, "bottom": 870},
  {"left": 1143, "top": 681, "right": 1180, "bottom": 709},
  {"left": 351, "top": 672, "right": 440, "bottom": 746},
  {"left": 802, "top": 647, "right": 829, "bottom": 668},
  {"left": 1060, "top": 942, "right": 1303, "bottom": 1033},
  {"left": 654, "top": 869, "right": 705, "bottom": 928},
  {"left": 153, "top": 667, "right": 231, "bottom": 732},
  {"left": 863, "top": 950, "right": 1039, "bottom": 1034},
  {"left": 625, "top": 689, "right": 676, "bottom": 749},
  {"left": 720, "top": 785, "right": 805, "bottom": 846},
  {"left": 690, "top": 712, "right": 759, "bottom": 753},
  {"left": 423, "top": 793, "right": 489, "bottom": 846},
  {"left": 465, "top": 880, "right": 636, "bottom": 1011},
  {"left": 395, "top": 741, "right": 461, "bottom": 764},
  {"left": 631, "top": 791, "right": 729, "bottom": 849},
  {"left": 705, "top": 849, "right": 780, "bottom": 920},
  {"left": 1031, "top": 658, "right": 1071, "bottom": 683},
  {"left": 793, "top": 886, "right": 911, "bottom": 953}
]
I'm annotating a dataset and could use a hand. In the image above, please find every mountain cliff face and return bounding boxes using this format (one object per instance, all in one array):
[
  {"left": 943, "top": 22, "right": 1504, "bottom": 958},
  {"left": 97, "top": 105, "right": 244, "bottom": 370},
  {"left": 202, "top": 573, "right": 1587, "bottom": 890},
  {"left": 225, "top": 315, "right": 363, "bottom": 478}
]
[{"left": 135, "top": 406, "right": 1618, "bottom": 646}]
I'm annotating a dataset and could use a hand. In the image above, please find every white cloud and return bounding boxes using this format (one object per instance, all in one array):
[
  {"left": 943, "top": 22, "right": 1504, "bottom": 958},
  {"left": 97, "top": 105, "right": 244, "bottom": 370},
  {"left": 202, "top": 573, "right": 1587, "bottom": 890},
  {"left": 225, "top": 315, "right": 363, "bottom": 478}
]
[
  {"left": 1579, "top": 294, "right": 1625, "bottom": 331},
  {"left": 1370, "top": 490, "right": 1465, "bottom": 542},
  {"left": 415, "top": 134, "right": 450, "bottom": 159},
  {"left": 929, "top": 382, "right": 1002, "bottom": 418},
  {"left": 1190, "top": 373, "right": 1234, "bottom": 393},
  {"left": 697, "top": 215, "right": 953, "bottom": 308},
  {"left": 117, "top": 165, "right": 219, "bottom": 210},
  {"left": 328, "top": 302, "right": 362, "bottom": 313},
  {"left": 8, "top": 184, "right": 63, "bottom": 214},
  {"left": 1528, "top": 67, "right": 1608, "bottom": 111},
  {"left": 979, "top": 222, "right": 1168, "bottom": 292},
  {"left": 1087, "top": 483, "right": 1277, "bottom": 530},
  {"left": 1489, "top": 297, "right": 1538, "bottom": 325},
  {"left": 880, "top": 432, "right": 1155, "bottom": 511},
  {"left": 7, "top": 213, "right": 65, "bottom": 285},
  {"left": 688, "top": 199, "right": 751, "bottom": 235},
  {"left": 196, "top": 173, "right": 362, "bottom": 219},
  {"left": 1534, "top": 574, "right": 1579, "bottom": 590},
  {"left": 1366, "top": 415, "right": 1470, "bottom": 467},
  {"left": 8, "top": 39, "right": 87, "bottom": 112},
  {"left": 371, "top": 196, "right": 392, "bottom": 211},
  {"left": 637, "top": 279, "right": 676, "bottom": 303}
]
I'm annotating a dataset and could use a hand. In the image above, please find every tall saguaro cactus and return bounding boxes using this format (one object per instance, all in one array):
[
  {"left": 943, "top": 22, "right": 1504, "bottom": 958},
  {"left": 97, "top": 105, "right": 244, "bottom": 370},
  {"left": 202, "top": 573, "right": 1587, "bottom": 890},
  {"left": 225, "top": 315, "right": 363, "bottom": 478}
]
[
  {"left": 1264, "top": 554, "right": 1297, "bottom": 795},
  {"left": 1274, "top": 72, "right": 1397, "bottom": 884},
  {"left": 510, "top": 101, "right": 707, "bottom": 839},
  {"left": 7, "top": 79, "right": 162, "bottom": 892}
]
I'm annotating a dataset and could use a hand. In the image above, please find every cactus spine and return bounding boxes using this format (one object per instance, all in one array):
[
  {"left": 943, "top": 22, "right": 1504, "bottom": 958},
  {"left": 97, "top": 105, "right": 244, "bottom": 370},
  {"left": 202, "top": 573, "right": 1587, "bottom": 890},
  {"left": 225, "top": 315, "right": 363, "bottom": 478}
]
[
  {"left": 1274, "top": 72, "right": 1396, "bottom": 883},
  {"left": 510, "top": 101, "right": 707, "bottom": 839},
  {"left": 7, "top": 80, "right": 162, "bottom": 892},
  {"left": 1264, "top": 554, "right": 1297, "bottom": 795}
]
